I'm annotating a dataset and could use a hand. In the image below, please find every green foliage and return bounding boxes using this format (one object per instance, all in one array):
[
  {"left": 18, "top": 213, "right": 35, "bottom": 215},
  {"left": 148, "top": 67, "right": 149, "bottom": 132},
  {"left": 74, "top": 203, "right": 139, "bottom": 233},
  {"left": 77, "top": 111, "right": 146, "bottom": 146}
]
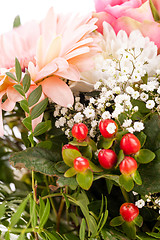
[
  {"left": 31, "top": 98, "right": 48, "bottom": 120},
  {"left": 135, "top": 149, "right": 155, "bottom": 164},
  {"left": 76, "top": 170, "right": 93, "bottom": 190},
  {"left": 62, "top": 149, "right": 81, "bottom": 167},
  {"left": 13, "top": 15, "right": 21, "bottom": 28},
  {"left": 28, "top": 85, "right": 42, "bottom": 107},
  {"left": 110, "top": 216, "right": 125, "bottom": 227},
  {"left": 119, "top": 174, "right": 134, "bottom": 192},
  {"left": 149, "top": 0, "right": 160, "bottom": 22}
]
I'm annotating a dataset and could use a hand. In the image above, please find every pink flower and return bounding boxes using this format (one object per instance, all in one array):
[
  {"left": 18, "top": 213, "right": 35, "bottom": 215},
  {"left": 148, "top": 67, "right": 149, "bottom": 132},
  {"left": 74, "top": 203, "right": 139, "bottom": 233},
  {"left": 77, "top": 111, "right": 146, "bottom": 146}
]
[
  {"left": 94, "top": 0, "right": 160, "bottom": 51},
  {"left": 28, "top": 8, "right": 99, "bottom": 108}
]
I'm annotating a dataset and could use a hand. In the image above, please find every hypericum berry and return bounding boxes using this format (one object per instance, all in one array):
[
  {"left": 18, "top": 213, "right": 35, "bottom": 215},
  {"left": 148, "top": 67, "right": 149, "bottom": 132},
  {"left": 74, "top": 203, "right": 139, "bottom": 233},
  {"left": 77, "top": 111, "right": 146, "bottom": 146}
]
[
  {"left": 99, "top": 119, "right": 118, "bottom": 138},
  {"left": 120, "top": 203, "right": 139, "bottom": 222},
  {"left": 73, "top": 157, "right": 89, "bottom": 172},
  {"left": 120, "top": 133, "right": 141, "bottom": 155},
  {"left": 98, "top": 149, "right": 117, "bottom": 169},
  {"left": 119, "top": 156, "right": 137, "bottom": 175},
  {"left": 62, "top": 144, "right": 79, "bottom": 152},
  {"left": 72, "top": 123, "right": 88, "bottom": 141}
]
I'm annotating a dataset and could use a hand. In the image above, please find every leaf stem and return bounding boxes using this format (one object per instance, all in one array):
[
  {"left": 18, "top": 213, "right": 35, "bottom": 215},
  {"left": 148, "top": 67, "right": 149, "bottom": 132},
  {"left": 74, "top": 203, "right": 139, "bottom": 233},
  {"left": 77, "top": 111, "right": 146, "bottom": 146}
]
[
  {"left": 120, "top": 187, "right": 130, "bottom": 202},
  {"left": 56, "top": 196, "right": 65, "bottom": 232}
]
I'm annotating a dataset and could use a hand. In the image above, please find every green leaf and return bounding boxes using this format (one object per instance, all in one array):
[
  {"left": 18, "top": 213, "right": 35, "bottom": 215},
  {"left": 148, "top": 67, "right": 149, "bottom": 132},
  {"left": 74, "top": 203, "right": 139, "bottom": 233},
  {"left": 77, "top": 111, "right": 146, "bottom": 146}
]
[
  {"left": 133, "top": 214, "right": 143, "bottom": 227},
  {"left": 6, "top": 72, "right": 17, "bottom": 82},
  {"left": 10, "top": 194, "right": 29, "bottom": 228},
  {"left": 119, "top": 174, "right": 134, "bottom": 192},
  {"left": 137, "top": 132, "right": 147, "bottom": 148},
  {"left": 132, "top": 170, "right": 142, "bottom": 185},
  {"left": 80, "top": 145, "right": 92, "bottom": 160},
  {"left": 87, "top": 138, "right": 97, "bottom": 151},
  {"left": 146, "top": 232, "right": 160, "bottom": 238},
  {"left": 30, "top": 195, "right": 37, "bottom": 228},
  {"left": 150, "top": 0, "right": 160, "bottom": 22},
  {"left": 36, "top": 140, "right": 52, "bottom": 150},
  {"left": 106, "top": 179, "right": 113, "bottom": 194},
  {"left": 64, "top": 167, "right": 77, "bottom": 177},
  {"left": 13, "top": 15, "right": 21, "bottom": 28},
  {"left": 110, "top": 216, "right": 125, "bottom": 227},
  {"left": 136, "top": 232, "right": 156, "bottom": 240},
  {"left": 98, "top": 197, "right": 108, "bottom": 233},
  {"left": 122, "top": 221, "right": 136, "bottom": 239},
  {"left": 33, "top": 120, "right": 51, "bottom": 136},
  {"left": 69, "top": 139, "right": 88, "bottom": 147},
  {"left": 55, "top": 161, "right": 68, "bottom": 173},
  {"left": 22, "top": 116, "right": 32, "bottom": 130},
  {"left": 79, "top": 218, "right": 86, "bottom": 240},
  {"left": 20, "top": 99, "right": 29, "bottom": 113},
  {"left": 10, "top": 147, "right": 60, "bottom": 176},
  {"left": 101, "top": 227, "right": 131, "bottom": 240},
  {"left": 39, "top": 199, "right": 50, "bottom": 228},
  {"left": 57, "top": 175, "right": 78, "bottom": 190},
  {"left": 13, "top": 84, "right": 25, "bottom": 97},
  {"left": 31, "top": 98, "right": 48, "bottom": 120},
  {"left": 28, "top": 85, "right": 42, "bottom": 107},
  {"left": 28, "top": 133, "right": 34, "bottom": 146},
  {"left": 22, "top": 73, "right": 31, "bottom": 93},
  {"left": 0, "top": 202, "right": 5, "bottom": 219},
  {"left": 43, "top": 230, "right": 62, "bottom": 240},
  {"left": 62, "top": 149, "right": 81, "bottom": 167},
  {"left": 98, "top": 136, "right": 115, "bottom": 149},
  {"left": 15, "top": 58, "right": 22, "bottom": 82},
  {"left": 5, "top": 232, "right": 10, "bottom": 240},
  {"left": 116, "top": 150, "right": 124, "bottom": 168},
  {"left": 21, "top": 132, "right": 30, "bottom": 148},
  {"left": 132, "top": 100, "right": 150, "bottom": 114},
  {"left": 62, "top": 193, "right": 70, "bottom": 209},
  {"left": 76, "top": 169, "right": 93, "bottom": 190},
  {"left": 39, "top": 197, "right": 45, "bottom": 220},
  {"left": 135, "top": 149, "right": 155, "bottom": 164},
  {"left": 88, "top": 160, "right": 103, "bottom": 172}
]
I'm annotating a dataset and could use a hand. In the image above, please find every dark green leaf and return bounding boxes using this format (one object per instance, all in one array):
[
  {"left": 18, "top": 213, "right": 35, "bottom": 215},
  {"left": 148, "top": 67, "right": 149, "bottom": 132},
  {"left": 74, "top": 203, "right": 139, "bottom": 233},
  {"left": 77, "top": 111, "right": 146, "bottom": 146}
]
[
  {"left": 39, "top": 197, "right": 45, "bottom": 220},
  {"left": 57, "top": 175, "right": 78, "bottom": 190},
  {"left": 28, "top": 85, "right": 42, "bottom": 107},
  {"left": 62, "top": 149, "right": 81, "bottom": 167},
  {"left": 43, "top": 230, "right": 62, "bottom": 240},
  {"left": 135, "top": 149, "right": 155, "bottom": 164},
  {"left": 22, "top": 116, "right": 32, "bottom": 130},
  {"left": 150, "top": 0, "right": 160, "bottom": 22},
  {"left": 22, "top": 73, "right": 31, "bottom": 93},
  {"left": 116, "top": 150, "right": 124, "bottom": 168},
  {"left": 131, "top": 100, "right": 150, "bottom": 114},
  {"left": 137, "top": 132, "right": 147, "bottom": 148},
  {"left": 79, "top": 218, "right": 86, "bottom": 240},
  {"left": 39, "top": 199, "right": 50, "bottom": 228},
  {"left": 33, "top": 120, "right": 51, "bottom": 136},
  {"left": 122, "top": 221, "right": 136, "bottom": 239},
  {"left": 69, "top": 139, "right": 87, "bottom": 147},
  {"left": 31, "top": 98, "right": 48, "bottom": 120},
  {"left": 13, "top": 84, "right": 25, "bottom": 97},
  {"left": 146, "top": 232, "right": 160, "bottom": 238},
  {"left": 36, "top": 141, "right": 52, "bottom": 150},
  {"left": 55, "top": 161, "right": 68, "bottom": 173},
  {"left": 101, "top": 227, "right": 131, "bottom": 240},
  {"left": 30, "top": 195, "right": 37, "bottom": 228},
  {"left": 106, "top": 179, "right": 113, "bottom": 194},
  {"left": 137, "top": 232, "right": 157, "bottom": 240},
  {"left": 80, "top": 145, "right": 92, "bottom": 160},
  {"left": 0, "top": 202, "right": 5, "bottom": 219},
  {"left": 88, "top": 160, "right": 103, "bottom": 172},
  {"left": 20, "top": 99, "right": 29, "bottom": 113},
  {"left": 132, "top": 170, "right": 142, "bottom": 185},
  {"left": 28, "top": 133, "right": 34, "bottom": 146},
  {"left": 119, "top": 174, "right": 134, "bottom": 192},
  {"left": 133, "top": 214, "right": 143, "bottom": 227},
  {"left": 76, "top": 169, "right": 93, "bottom": 190},
  {"left": 13, "top": 15, "right": 21, "bottom": 28},
  {"left": 21, "top": 132, "right": 30, "bottom": 148},
  {"left": 6, "top": 72, "right": 17, "bottom": 81},
  {"left": 98, "top": 136, "right": 115, "bottom": 149},
  {"left": 15, "top": 58, "right": 22, "bottom": 82},
  {"left": 64, "top": 167, "right": 77, "bottom": 177},
  {"left": 10, "top": 194, "right": 29, "bottom": 228},
  {"left": 62, "top": 193, "right": 70, "bottom": 209},
  {"left": 110, "top": 216, "right": 125, "bottom": 227},
  {"left": 87, "top": 138, "right": 97, "bottom": 151}
]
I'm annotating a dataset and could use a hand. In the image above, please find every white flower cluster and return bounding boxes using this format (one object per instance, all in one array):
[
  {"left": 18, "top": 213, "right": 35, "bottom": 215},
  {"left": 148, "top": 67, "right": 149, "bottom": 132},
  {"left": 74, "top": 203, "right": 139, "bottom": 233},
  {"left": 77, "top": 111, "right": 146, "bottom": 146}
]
[{"left": 53, "top": 23, "right": 160, "bottom": 138}]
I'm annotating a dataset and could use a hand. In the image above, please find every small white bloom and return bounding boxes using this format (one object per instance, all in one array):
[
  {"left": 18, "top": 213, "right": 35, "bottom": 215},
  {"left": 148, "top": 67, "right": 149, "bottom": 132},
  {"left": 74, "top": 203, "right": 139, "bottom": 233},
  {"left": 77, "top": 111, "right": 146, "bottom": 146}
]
[
  {"left": 90, "top": 128, "right": 95, "bottom": 138},
  {"left": 83, "top": 107, "right": 95, "bottom": 118},
  {"left": 74, "top": 112, "right": 84, "bottom": 123},
  {"left": 122, "top": 119, "right": 132, "bottom": 128},
  {"left": 67, "top": 119, "right": 74, "bottom": 128},
  {"left": 155, "top": 97, "right": 160, "bottom": 105},
  {"left": 146, "top": 100, "right": 155, "bottom": 109},
  {"left": 94, "top": 81, "right": 102, "bottom": 90},
  {"left": 157, "top": 86, "right": 160, "bottom": 94},
  {"left": 135, "top": 199, "right": 145, "bottom": 208},
  {"left": 67, "top": 104, "right": 72, "bottom": 108},
  {"left": 53, "top": 110, "right": 59, "bottom": 117},
  {"left": 140, "top": 92, "right": 149, "bottom": 101},
  {"left": 55, "top": 120, "right": 60, "bottom": 128},
  {"left": 113, "top": 86, "right": 121, "bottom": 94},
  {"left": 65, "top": 129, "right": 70, "bottom": 137},
  {"left": 75, "top": 97, "right": 80, "bottom": 102},
  {"left": 90, "top": 98, "right": 96, "bottom": 104},
  {"left": 106, "top": 123, "right": 117, "bottom": 134},
  {"left": 134, "top": 122, "right": 144, "bottom": 132},
  {"left": 91, "top": 120, "right": 98, "bottom": 128},
  {"left": 126, "top": 127, "right": 135, "bottom": 134},
  {"left": 126, "top": 86, "right": 134, "bottom": 95},
  {"left": 75, "top": 102, "right": 84, "bottom": 111},
  {"left": 61, "top": 108, "right": 68, "bottom": 115},
  {"left": 133, "top": 106, "right": 139, "bottom": 112},
  {"left": 102, "top": 111, "right": 111, "bottom": 119},
  {"left": 58, "top": 117, "right": 66, "bottom": 127},
  {"left": 132, "top": 191, "right": 138, "bottom": 196},
  {"left": 132, "top": 91, "right": 140, "bottom": 99}
]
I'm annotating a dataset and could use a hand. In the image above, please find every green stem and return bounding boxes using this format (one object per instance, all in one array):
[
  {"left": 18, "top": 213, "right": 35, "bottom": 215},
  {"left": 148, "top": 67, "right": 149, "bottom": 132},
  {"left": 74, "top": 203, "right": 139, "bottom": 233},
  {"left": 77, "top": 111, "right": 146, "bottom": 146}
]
[
  {"left": 56, "top": 196, "right": 65, "bottom": 232},
  {"left": 32, "top": 170, "right": 36, "bottom": 202},
  {"left": 41, "top": 193, "right": 62, "bottom": 201},
  {"left": 120, "top": 187, "right": 130, "bottom": 202},
  {"left": 44, "top": 176, "right": 57, "bottom": 216}
]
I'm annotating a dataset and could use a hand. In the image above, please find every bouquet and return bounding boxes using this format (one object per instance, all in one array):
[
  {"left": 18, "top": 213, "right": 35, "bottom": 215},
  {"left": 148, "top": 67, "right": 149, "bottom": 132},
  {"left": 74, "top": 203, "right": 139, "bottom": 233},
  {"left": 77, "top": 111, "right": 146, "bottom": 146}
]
[{"left": 0, "top": 0, "right": 160, "bottom": 239}]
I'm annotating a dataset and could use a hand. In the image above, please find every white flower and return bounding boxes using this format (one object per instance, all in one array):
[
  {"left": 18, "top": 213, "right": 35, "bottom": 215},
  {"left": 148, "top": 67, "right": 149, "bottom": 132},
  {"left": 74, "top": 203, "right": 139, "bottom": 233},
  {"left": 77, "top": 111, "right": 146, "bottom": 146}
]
[
  {"left": 132, "top": 191, "right": 138, "bottom": 196},
  {"left": 74, "top": 112, "right": 84, "bottom": 123},
  {"left": 61, "top": 108, "right": 68, "bottom": 115},
  {"left": 55, "top": 120, "right": 60, "bottom": 128},
  {"left": 112, "top": 86, "right": 121, "bottom": 94},
  {"left": 58, "top": 117, "right": 66, "bottom": 127},
  {"left": 157, "top": 86, "right": 160, "bottom": 94},
  {"left": 106, "top": 122, "right": 117, "bottom": 134},
  {"left": 90, "top": 97, "right": 96, "bottom": 104},
  {"left": 132, "top": 91, "right": 140, "bottom": 99},
  {"left": 134, "top": 122, "right": 144, "bottom": 132},
  {"left": 133, "top": 106, "right": 139, "bottom": 112},
  {"left": 135, "top": 199, "right": 145, "bottom": 208},
  {"left": 140, "top": 93, "right": 149, "bottom": 101},
  {"left": 155, "top": 97, "right": 160, "bottom": 104},
  {"left": 75, "top": 97, "right": 80, "bottom": 102},
  {"left": 126, "top": 86, "right": 134, "bottom": 95},
  {"left": 122, "top": 119, "right": 132, "bottom": 128},
  {"left": 102, "top": 111, "right": 111, "bottom": 119},
  {"left": 91, "top": 120, "right": 98, "bottom": 128},
  {"left": 90, "top": 128, "right": 95, "bottom": 138},
  {"left": 146, "top": 100, "right": 155, "bottom": 109},
  {"left": 94, "top": 81, "right": 101, "bottom": 90},
  {"left": 126, "top": 127, "right": 135, "bottom": 133},
  {"left": 67, "top": 104, "right": 72, "bottom": 108},
  {"left": 83, "top": 107, "right": 95, "bottom": 118},
  {"left": 53, "top": 110, "right": 59, "bottom": 117},
  {"left": 65, "top": 129, "right": 70, "bottom": 137},
  {"left": 67, "top": 119, "right": 74, "bottom": 128},
  {"left": 75, "top": 102, "right": 84, "bottom": 111}
]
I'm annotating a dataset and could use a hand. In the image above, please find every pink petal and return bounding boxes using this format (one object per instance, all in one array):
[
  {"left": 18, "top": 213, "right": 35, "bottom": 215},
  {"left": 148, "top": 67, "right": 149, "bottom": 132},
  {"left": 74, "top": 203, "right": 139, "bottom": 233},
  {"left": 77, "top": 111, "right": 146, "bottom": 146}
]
[
  {"left": 7, "top": 86, "right": 23, "bottom": 102},
  {"left": 94, "top": 0, "right": 107, "bottom": 12},
  {"left": 113, "top": 17, "right": 141, "bottom": 35},
  {"left": 56, "top": 64, "right": 80, "bottom": 81},
  {"left": 93, "top": 12, "right": 116, "bottom": 34},
  {"left": 152, "top": 0, "right": 160, "bottom": 13},
  {"left": 40, "top": 76, "right": 74, "bottom": 107},
  {"left": 1, "top": 99, "right": 15, "bottom": 111},
  {"left": 32, "top": 113, "right": 44, "bottom": 131}
]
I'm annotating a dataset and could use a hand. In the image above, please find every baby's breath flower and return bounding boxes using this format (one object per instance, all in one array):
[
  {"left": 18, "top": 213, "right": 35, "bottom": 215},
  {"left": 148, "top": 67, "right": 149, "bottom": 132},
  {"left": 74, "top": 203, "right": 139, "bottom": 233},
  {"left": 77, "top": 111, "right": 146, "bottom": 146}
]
[
  {"left": 134, "top": 122, "right": 144, "bottom": 132},
  {"left": 135, "top": 199, "right": 145, "bottom": 208},
  {"left": 146, "top": 100, "right": 155, "bottom": 109}
]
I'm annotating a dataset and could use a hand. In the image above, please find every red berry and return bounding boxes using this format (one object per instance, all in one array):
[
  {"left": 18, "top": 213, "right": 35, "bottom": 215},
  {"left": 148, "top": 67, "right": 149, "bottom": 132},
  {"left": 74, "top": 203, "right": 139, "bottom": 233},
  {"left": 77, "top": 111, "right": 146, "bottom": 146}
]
[
  {"left": 120, "top": 133, "right": 141, "bottom": 155},
  {"left": 98, "top": 149, "right": 117, "bottom": 169},
  {"left": 120, "top": 203, "right": 139, "bottom": 222},
  {"left": 119, "top": 156, "right": 137, "bottom": 175},
  {"left": 72, "top": 123, "right": 88, "bottom": 141},
  {"left": 73, "top": 157, "right": 89, "bottom": 172},
  {"left": 62, "top": 144, "right": 79, "bottom": 152},
  {"left": 99, "top": 119, "right": 118, "bottom": 138}
]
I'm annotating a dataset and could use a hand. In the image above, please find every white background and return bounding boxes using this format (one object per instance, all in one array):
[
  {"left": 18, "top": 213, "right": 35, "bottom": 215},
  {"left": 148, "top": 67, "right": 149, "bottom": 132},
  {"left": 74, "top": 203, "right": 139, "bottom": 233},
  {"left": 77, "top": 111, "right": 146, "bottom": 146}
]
[{"left": 0, "top": 0, "right": 95, "bottom": 34}]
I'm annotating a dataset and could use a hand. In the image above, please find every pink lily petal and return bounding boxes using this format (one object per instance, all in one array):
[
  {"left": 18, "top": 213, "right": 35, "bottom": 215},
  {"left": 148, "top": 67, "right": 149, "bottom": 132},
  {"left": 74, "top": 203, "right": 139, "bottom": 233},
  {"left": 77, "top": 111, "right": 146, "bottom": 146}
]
[
  {"left": 44, "top": 36, "right": 61, "bottom": 66},
  {"left": 1, "top": 99, "right": 15, "bottom": 111},
  {"left": 56, "top": 64, "right": 80, "bottom": 81},
  {"left": 40, "top": 76, "right": 74, "bottom": 107},
  {"left": 93, "top": 12, "right": 116, "bottom": 34},
  {"left": 7, "top": 86, "right": 23, "bottom": 102},
  {"left": 94, "top": 0, "right": 108, "bottom": 12}
]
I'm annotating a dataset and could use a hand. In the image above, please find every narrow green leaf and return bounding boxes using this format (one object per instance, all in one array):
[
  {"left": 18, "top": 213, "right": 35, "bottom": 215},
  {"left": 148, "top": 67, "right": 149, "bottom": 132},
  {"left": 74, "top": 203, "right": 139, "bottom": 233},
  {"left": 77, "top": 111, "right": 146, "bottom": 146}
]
[
  {"left": 76, "top": 169, "right": 93, "bottom": 190},
  {"left": 20, "top": 99, "right": 29, "bottom": 113},
  {"left": 31, "top": 98, "right": 48, "bottom": 120},
  {"left": 88, "top": 160, "right": 103, "bottom": 172},
  {"left": 39, "top": 197, "right": 45, "bottom": 220},
  {"left": 5, "top": 232, "right": 10, "bottom": 240},
  {"left": 106, "top": 179, "right": 113, "bottom": 194},
  {"left": 22, "top": 73, "right": 31, "bottom": 93},
  {"left": 79, "top": 218, "right": 86, "bottom": 240},
  {"left": 146, "top": 232, "right": 160, "bottom": 238},
  {"left": 119, "top": 174, "right": 134, "bottom": 192},
  {"left": 135, "top": 149, "right": 155, "bottom": 164},
  {"left": 132, "top": 170, "right": 142, "bottom": 185},
  {"left": 0, "top": 202, "right": 5, "bottom": 219},
  {"left": 69, "top": 139, "right": 87, "bottom": 147},
  {"left": 6, "top": 72, "right": 17, "bottom": 82},
  {"left": 115, "top": 150, "right": 124, "bottom": 168},
  {"left": 33, "top": 120, "right": 51, "bottom": 136},
  {"left": 39, "top": 199, "right": 50, "bottom": 228},
  {"left": 64, "top": 167, "right": 77, "bottom": 177},
  {"left": 28, "top": 85, "right": 42, "bottom": 107},
  {"left": 110, "top": 216, "right": 125, "bottom": 227},
  {"left": 62, "top": 193, "right": 70, "bottom": 209},
  {"left": 98, "top": 197, "right": 108, "bottom": 233},
  {"left": 10, "top": 194, "right": 29, "bottom": 228},
  {"left": 13, "top": 84, "right": 25, "bottom": 97},
  {"left": 150, "top": 0, "right": 160, "bottom": 22},
  {"left": 22, "top": 116, "right": 32, "bottom": 130},
  {"left": 13, "top": 15, "right": 21, "bottom": 28},
  {"left": 43, "top": 230, "right": 62, "bottom": 240},
  {"left": 62, "top": 149, "right": 81, "bottom": 167},
  {"left": 15, "top": 58, "right": 22, "bottom": 82},
  {"left": 133, "top": 214, "right": 143, "bottom": 227},
  {"left": 98, "top": 136, "right": 115, "bottom": 149},
  {"left": 30, "top": 195, "right": 37, "bottom": 228},
  {"left": 122, "top": 221, "right": 136, "bottom": 239},
  {"left": 28, "top": 133, "right": 34, "bottom": 146}
]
